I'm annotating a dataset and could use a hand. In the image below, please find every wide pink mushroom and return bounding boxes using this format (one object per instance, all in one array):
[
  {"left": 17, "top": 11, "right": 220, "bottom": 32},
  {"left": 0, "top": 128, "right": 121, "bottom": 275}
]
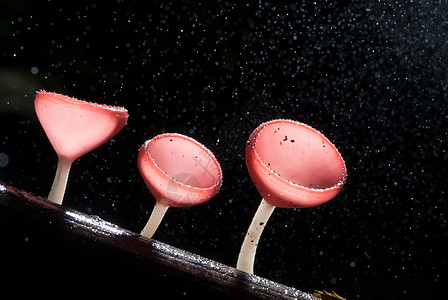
[
  {"left": 236, "top": 119, "right": 347, "bottom": 274},
  {"left": 138, "top": 133, "right": 223, "bottom": 239},
  {"left": 34, "top": 91, "right": 129, "bottom": 205}
]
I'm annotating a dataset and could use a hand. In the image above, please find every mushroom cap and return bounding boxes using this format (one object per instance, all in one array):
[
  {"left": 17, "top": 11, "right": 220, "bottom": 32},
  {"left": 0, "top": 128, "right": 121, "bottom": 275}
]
[
  {"left": 34, "top": 91, "right": 129, "bottom": 161},
  {"left": 138, "top": 133, "right": 223, "bottom": 207},
  {"left": 246, "top": 119, "right": 347, "bottom": 208}
]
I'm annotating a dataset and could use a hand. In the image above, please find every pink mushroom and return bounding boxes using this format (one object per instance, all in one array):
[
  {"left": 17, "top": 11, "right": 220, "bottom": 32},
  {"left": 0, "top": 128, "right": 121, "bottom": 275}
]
[
  {"left": 237, "top": 119, "right": 347, "bottom": 274},
  {"left": 34, "top": 91, "right": 129, "bottom": 205},
  {"left": 138, "top": 133, "right": 223, "bottom": 239}
]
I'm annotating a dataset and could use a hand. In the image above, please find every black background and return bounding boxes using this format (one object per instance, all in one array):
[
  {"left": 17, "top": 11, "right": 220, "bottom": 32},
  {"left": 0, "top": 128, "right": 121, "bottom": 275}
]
[{"left": 1, "top": 0, "right": 447, "bottom": 298}]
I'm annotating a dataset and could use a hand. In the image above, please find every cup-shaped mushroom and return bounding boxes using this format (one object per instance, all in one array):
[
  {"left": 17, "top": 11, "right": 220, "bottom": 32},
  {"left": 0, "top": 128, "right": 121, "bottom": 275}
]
[
  {"left": 246, "top": 119, "right": 347, "bottom": 208},
  {"left": 237, "top": 119, "right": 347, "bottom": 274},
  {"left": 138, "top": 133, "right": 222, "bottom": 207},
  {"left": 34, "top": 91, "right": 129, "bottom": 205},
  {"left": 138, "top": 133, "right": 222, "bottom": 239},
  {"left": 35, "top": 91, "right": 129, "bottom": 162}
]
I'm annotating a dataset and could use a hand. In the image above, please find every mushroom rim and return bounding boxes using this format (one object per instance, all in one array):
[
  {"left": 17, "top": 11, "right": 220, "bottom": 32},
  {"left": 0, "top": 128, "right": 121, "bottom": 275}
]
[
  {"left": 36, "top": 90, "right": 128, "bottom": 113},
  {"left": 248, "top": 119, "right": 347, "bottom": 193},
  {"left": 140, "top": 133, "right": 223, "bottom": 191}
]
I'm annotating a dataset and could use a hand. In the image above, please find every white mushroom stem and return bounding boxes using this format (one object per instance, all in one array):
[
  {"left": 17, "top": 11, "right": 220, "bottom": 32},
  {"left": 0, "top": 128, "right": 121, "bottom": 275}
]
[
  {"left": 141, "top": 202, "right": 169, "bottom": 239},
  {"left": 47, "top": 157, "right": 73, "bottom": 205},
  {"left": 237, "top": 198, "right": 276, "bottom": 274}
]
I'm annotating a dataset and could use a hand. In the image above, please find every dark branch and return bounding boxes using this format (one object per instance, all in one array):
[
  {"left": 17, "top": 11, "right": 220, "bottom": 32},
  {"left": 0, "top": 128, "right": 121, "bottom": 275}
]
[{"left": 0, "top": 181, "right": 317, "bottom": 299}]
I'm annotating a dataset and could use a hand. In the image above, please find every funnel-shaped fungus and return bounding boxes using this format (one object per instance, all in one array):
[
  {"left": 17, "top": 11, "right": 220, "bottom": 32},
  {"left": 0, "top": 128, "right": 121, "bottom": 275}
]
[
  {"left": 138, "top": 133, "right": 223, "bottom": 239},
  {"left": 237, "top": 119, "right": 347, "bottom": 274},
  {"left": 34, "top": 91, "right": 129, "bottom": 205}
]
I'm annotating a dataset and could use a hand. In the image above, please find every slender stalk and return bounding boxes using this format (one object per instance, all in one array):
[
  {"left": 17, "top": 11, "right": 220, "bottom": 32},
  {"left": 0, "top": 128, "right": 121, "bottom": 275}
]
[
  {"left": 47, "top": 157, "right": 73, "bottom": 205},
  {"left": 237, "top": 198, "right": 276, "bottom": 274},
  {"left": 141, "top": 202, "right": 169, "bottom": 239}
]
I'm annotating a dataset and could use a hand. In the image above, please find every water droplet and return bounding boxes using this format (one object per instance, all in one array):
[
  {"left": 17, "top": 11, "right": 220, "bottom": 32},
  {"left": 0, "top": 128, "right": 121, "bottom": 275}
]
[{"left": 0, "top": 153, "right": 9, "bottom": 167}]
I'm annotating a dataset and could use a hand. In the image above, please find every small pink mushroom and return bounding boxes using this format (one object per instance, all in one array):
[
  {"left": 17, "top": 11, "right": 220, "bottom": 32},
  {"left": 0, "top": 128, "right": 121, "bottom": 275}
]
[
  {"left": 237, "top": 119, "right": 347, "bottom": 274},
  {"left": 34, "top": 91, "right": 129, "bottom": 205},
  {"left": 138, "top": 133, "right": 223, "bottom": 239}
]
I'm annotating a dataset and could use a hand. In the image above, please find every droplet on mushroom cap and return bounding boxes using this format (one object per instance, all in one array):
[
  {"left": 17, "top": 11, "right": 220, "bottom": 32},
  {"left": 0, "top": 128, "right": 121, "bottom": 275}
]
[
  {"left": 246, "top": 119, "right": 347, "bottom": 208},
  {"left": 138, "top": 133, "right": 223, "bottom": 207},
  {"left": 35, "top": 90, "right": 129, "bottom": 161}
]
